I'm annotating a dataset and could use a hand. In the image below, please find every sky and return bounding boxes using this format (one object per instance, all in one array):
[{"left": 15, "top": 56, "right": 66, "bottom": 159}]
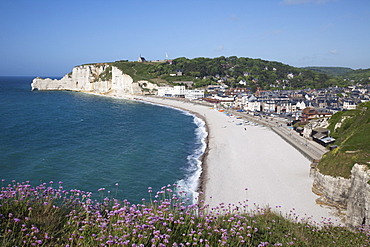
[{"left": 0, "top": 0, "right": 369, "bottom": 76}]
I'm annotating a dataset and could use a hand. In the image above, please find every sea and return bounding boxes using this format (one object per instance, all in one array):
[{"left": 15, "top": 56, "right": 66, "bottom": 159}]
[{"left": 0, "top": 76, "right": 207, "bottom": 204}]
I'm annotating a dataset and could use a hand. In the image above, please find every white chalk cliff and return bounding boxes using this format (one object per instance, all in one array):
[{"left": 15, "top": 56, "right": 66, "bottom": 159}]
[
  {"left": 31, "top": 64, "right": 158, "bottom": 97},
  {"left": 313, "top": 164, "right": 370, "bottom": 230}
]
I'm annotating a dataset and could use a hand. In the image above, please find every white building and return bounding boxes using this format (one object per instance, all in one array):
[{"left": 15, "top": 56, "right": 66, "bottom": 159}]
[
  {"left": 262, "top": 100, "right": 276, "bottom": 112},
  {"left": 296, "top": 101, "right": 307, "bottom": 110},
  {"left": 343, "top": 100, "right": 357, "bottom": 110},
  {"left": 157, "top": 86, "right": 185, "bottom": 97},
  {"left": 276, "top": 102, "right": 293, "bottom": 114},
  {"left": 157, "top": 86, "right": 204, "bottom": 99},
  {"left": 185, "top": 89, "right": 205, "bottom": 99},
  {"left": 173, "top": 86, "right": 186, "bottom": 96},
  {"left": 157, "top": 86, "right": 175, "bottom": 96},
  {"left": 244, "top": 100, "right": 261, "bottom": 112}
]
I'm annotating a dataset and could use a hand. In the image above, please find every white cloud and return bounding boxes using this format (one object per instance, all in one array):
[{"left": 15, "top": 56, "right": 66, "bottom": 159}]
[
  {"left": 330, "top": 49, "right": 339, "bottom": 55},
  {"left": 280, "top": 0, "right": 336, "bottom": 5},
  {"left": 230, "top": 14, "right": 239, "bottom": 21},
  {"left": 215, "top": 45, "right": 224, "bottom": 52}
]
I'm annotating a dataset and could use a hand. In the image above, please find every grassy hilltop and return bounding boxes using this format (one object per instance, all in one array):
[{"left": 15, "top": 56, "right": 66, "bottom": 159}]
[{"left": 86, "top": 56, "right": 361, "bottom": 91}]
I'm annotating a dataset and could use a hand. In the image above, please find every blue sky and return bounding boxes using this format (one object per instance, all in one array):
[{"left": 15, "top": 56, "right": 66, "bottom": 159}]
[{"left": 0, "top": 0, "right": 369, "bottom": 76}]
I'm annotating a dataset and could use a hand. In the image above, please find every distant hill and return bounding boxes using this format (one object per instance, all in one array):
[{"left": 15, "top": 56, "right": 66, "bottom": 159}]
[
  {"left": 318, "top": 101, "right": 370, "bottom": 178},
  {"left": 341, "top": 68, "right": 370, "bottom": 82},
  {"left": 304, "top": 66, "right": 370, "bottom": 84},
  {"left": 303, "top": 67, "right": 353, "bottom": 77}
]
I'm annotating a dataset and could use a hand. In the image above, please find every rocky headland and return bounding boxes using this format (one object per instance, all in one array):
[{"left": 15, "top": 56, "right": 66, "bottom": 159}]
[{"left": 31, "top": 64, "right": 158, "bottom": 97}]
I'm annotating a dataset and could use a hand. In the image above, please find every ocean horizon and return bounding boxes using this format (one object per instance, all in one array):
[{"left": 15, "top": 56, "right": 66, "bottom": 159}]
[{"left": 0, "top": 76, "right": 206, "bottom": 204}]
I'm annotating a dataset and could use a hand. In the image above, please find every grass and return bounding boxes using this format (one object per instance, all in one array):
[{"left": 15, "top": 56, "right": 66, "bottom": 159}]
[
  {"left": 317, "top": 102, "right": 370, "bottom": 178},
  {"left": 1, "top": 180, "right": 369, "bottom": 246},
  {"left": 111, "top": 62, "right": 162, "bottom": 84}
]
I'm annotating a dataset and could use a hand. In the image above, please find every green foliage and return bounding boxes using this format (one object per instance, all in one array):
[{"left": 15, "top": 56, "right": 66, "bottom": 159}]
[
  {"left": 304, "top": 66, "right": 370, "bottom": 84},
  {"left": 341, "top": 68, "right": 370, "bottom": 83},
  {"left": 111, "top": 61, "right": 158, "bottom": 83},
  {"left": 304, "top": 67, "right": 354, "bottom": 77},
  {"left": 84, "top": 57, "right": 359, "bottom": 89},
  {"left": 318, "top": 102, "right": 370, "bottom": 177}
]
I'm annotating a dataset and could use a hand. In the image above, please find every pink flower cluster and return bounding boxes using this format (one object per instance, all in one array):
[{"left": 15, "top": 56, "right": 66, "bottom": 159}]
[{"left": 1, "top": 180, "right": 369, "bottom": 246}]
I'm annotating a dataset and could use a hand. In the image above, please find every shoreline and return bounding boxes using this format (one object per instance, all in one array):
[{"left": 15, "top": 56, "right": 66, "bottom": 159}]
[
  {"left": 132, "top": 96, "right": 210, "bottom": 204},
  {"left": 67, "top": 92, "right": 340, "bottom": 223},
  {"left": 133, "top": 95, "right": 340, "bottom": 224}
]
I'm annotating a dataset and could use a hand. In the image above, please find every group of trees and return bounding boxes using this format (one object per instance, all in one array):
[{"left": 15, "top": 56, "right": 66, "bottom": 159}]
[{"left": 110, "top": 56, "right": 365, "bottom": 91}]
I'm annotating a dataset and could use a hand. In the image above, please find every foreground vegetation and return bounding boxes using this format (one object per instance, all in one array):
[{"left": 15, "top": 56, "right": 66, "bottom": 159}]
[
  {"left": 318, "top": 101, "right": 370, "bottom": 177},
  {"left": 1, "top": 180, "right": 369, "bottom": 246}
]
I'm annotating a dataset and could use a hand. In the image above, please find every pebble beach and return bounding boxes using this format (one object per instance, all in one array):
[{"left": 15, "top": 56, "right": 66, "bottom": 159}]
[{"left": 135, "top": 96, "right": 340, "bottom": 224}]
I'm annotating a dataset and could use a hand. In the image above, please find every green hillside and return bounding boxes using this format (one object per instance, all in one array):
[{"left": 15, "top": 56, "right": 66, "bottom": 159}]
[
  {"left": 304, "top": 66, "right": 370, "bottom": 84},
  {"left": 88, "top": 57, "right": 352, "bottom": 91},
  {"left": 342, "top": 68, "right": 370, "bottom": 83},
  {"left": 318, "top": 101, "right": 370, "bottom": 177},
  {"left": 303, "top": 66, "right": 353, "bottom": 77}
]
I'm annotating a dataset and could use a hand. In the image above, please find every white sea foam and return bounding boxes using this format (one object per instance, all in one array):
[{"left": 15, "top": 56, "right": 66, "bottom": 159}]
[{"left": 175, "top": 113, "right": 207, "bottom": 204}]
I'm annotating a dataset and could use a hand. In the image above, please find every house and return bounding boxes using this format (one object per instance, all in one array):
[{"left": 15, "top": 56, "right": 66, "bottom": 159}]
[
  {"left": 157, "top": 86, "right": 186, "bottom": 97},
  {"left": 343, "top": 100, "right": 357, "bottom": 110},
  {"left": 244, "top": 97, "right": 261, "bottom": 112},
  {"left": 261, "top": 100, "right": 276, "bottom": 112},
  {"left": 239, "top": 80, "right": 247, "bottom": 85},
  {"left": 317, "top": 98, "right": 328, "bottom": 108},
  {"left": 185, "top": 89, "right": 204, "bottom": 100},
  {"left": 296, "top": 101, "right": 306, "bottom": 110},
  {"left": 311, "top": 127, "right": 335, "bottom": 147},
  {"left": 157, "top": 86, "right": 175, "bottom": 97},
  {"left": 301, "top": 107, "right": 332, "bottom": 122},
  {"left": 138, "top": 56, "right": 146, "bottom": 62},
  {"left": 276, "top": 100, "right": 294, "bottom": 114},
  {"left": 225, "top": 88, "right": 249, "bottom": 96},
  {"left": 157, "top": 86, "right": 204, "bottom": 99}
]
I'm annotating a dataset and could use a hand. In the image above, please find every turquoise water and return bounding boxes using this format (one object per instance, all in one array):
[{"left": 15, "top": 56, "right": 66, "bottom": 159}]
[{"left": 0, "top": 77, "right": 206, "bottom": 203}]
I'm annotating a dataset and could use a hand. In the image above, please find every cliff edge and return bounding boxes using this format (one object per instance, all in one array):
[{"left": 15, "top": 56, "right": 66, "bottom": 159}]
[
  {"left": 31, "top": 64, "right": 158, "bottom": 97},
  {"left": 313, "top": 164, "right": 370, "bottom": 230}
]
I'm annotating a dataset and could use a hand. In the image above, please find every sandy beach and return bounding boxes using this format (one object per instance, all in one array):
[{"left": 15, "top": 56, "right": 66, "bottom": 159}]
[{"left": 135, "top": 96, "right": 338, "bottom": 224}]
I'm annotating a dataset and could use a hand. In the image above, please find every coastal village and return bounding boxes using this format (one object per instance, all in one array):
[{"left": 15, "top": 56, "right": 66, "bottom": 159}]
[
  {"left": 155, "top": 71, "right": 369, "bottom": 148},
  {"left": 157, "top": 83, "right": 369, "bottom": 114},
  {"left": 141, "top": 55, "right": 369, "bottom": 120}
]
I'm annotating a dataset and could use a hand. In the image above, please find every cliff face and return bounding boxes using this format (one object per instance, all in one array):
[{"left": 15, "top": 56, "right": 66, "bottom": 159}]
[
  {"left": 313, "top": 163, "right": 370, "bottom": 230},
  {"left": 31, "top": 64, "right": 157, "bottom": 97}
]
